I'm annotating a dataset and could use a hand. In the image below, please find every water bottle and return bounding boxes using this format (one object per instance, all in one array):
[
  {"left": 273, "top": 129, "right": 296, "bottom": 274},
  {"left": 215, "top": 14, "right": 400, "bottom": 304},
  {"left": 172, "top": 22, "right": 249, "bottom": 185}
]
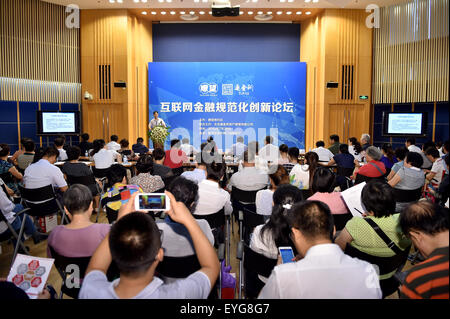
[
  {"left": 85, "top": 150, "right": 88, "bottom": 157},
  {"left": 123, "top": 155, "right": 128, "bottom": 164}
]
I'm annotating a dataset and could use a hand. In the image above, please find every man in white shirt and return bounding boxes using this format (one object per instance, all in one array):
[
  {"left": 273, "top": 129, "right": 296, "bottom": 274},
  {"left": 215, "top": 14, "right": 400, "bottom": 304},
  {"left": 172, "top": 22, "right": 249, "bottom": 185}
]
[
  {"left": 181, "top": 144, "right": 207, "bottom": 184},
  {"left": 149, "top": 111, "right": 167, "bottom": 130},
  {"left": 258, "top": 200, "right": 382, "bottom": 299},
  {"left": 230, "top": 136, "right": 247, "bottom": 159},
  {"left": 258, "top": 136, "right": 280, "bottom": 164},
  {"left": 180, "top": 138, "right": 197, "bottom": 157},
  {"left": 106, "top": 135, "right": 121, "bottom": 152},
  {"left": 194, "top": 163, "right": 233, "bottom": 216},
  {"left": 79, "top": 192, "right": 220, "bottom": 299},
  {"left": 228, "top": 151, "right": 269, "bottom": 192},
  {"left": 425, "top": 147, "right": 445, "bottom": 187},
  {"left": 23, "top": 147, "right": 68, "bottom": 192},
  {"left": 312, "top": 141, "right": 335, "bottom": 162},
  {"left": 405, "top": 137, "right": 432, "bottom": 169},
  {"left": 54, "top": 137, "right": 67, "bottom": 161}
]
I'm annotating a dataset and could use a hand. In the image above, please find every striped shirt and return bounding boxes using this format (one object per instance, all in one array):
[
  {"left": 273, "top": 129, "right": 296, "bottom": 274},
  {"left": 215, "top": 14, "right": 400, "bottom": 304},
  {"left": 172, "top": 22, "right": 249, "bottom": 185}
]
[{"left": 400, "top": 246, "right": 449, "bottom": 299}]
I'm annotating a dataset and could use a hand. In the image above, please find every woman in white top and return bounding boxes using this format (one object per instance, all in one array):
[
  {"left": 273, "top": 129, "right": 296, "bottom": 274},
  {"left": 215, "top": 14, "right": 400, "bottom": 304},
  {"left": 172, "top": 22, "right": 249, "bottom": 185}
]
[
  {"left": 250, "top": 184, "right": 303, "bottom": 259},
  {"left": 255, "top": 165, "right": 289, "bottom": 217},
  {"left": 348, "top": 137, "right": 364, "bottom": 162},
  {"left": 277, "top": 144, "right": 290, "bottom": 165},
  {"left": 289, "top": 152, "right": 318, "bottom": 196},
  {"left": 90, "top": 139, "right": 122, "bottom": 169}
]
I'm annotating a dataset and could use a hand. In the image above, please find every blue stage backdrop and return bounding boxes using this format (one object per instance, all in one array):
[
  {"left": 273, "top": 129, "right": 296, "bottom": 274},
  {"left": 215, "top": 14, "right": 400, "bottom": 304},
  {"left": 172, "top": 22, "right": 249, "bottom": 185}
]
[{"left": 148, "top": 62, "right": 306, "bottom": 151}]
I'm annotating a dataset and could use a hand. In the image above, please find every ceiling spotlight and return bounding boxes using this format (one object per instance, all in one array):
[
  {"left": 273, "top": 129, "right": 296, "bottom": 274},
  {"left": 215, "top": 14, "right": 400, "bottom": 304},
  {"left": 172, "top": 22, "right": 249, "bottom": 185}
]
[
  {"left": 199, "top": 11, "right": 205, "bottom": 15},
  {"left": 202, "top": 0, "right": 208, "bottom": 2},
  {"left": 141, "top": 11, "right": 147, "bottom": 15},
  {"left": 304, "top": 0, "right": 311, "bottom": 2},
  {"left": 190, "top": 11, "right": 195, "bottom": 15},
  {"left": 288, "top": 0, "right": 294, "bottom": 2},
  {"left": 277, "top": 11, "right": 283, "bottom": 15},
  {"left": 280, "top": 0, "right": 286, "bottom": 2},
  {"left": 166, "top": 0, "right": 172, "bottom": 2},
  {"left": 305, "top": 11, "right": 311, "bottom": 15},
  {"left": 286, "top": 11, "right": 292, "bottom": 15},
  {"left": 239, "top": 11, "right": 244, "bottom": 15},
  {"left": 267, "top": 11, "right": 272, "bottom": 14},
  {"left": 142, "top": 0, "right": 148, "bottom": 2},
  {"left": 117, "top": 0, "right": 123, "bottom": 3},
  {"left": 257, "top": 11, "right": 263, "bottom": 15},
  {"left": 151, "top": 11, "right": 157, "bottom": 14},
  {"left": 248, "top": 11, "right": 253, "bottom": 15},
  {"left": 170, "top": 11, "right": 176, "bottom": 15},
  {"left": 208, "top": 11, "right": 212, "bottom": 14},
  {"left": 296, "top": 11, "right": 302, "bottom": 14},
  {"left": 158, "top": 0, "right": 164, "bottom": 2},
  {"left": 180, "top": 11, "right": 185, "bottom": 14},
  {"left": 312, "top": 0, "right": 319, "bottom": 2},
  {"left": 252, "top": 0, "right": 258, "bottom": 2},
  {"left": 161, "top": 11, "right": 166, "bottom": 15},
  {"left": 133, "top": 0, "right": 139, "bottom": 3},
  {"left": 109, "top": 0, "right": 115, "bottom": 3},
  {"left": 194, "top": 0, "right": 200, "bottom": 2}
]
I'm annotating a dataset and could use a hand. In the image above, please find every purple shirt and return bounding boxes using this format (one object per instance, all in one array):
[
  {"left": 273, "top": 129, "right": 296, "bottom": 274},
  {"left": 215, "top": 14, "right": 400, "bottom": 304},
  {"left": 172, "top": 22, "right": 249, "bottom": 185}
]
[
  {"left": 380, "top": 155, "right": 398, "bottom": 170},
  {"left": 47, "top": 223, "right": 110, "bottom": 258}
]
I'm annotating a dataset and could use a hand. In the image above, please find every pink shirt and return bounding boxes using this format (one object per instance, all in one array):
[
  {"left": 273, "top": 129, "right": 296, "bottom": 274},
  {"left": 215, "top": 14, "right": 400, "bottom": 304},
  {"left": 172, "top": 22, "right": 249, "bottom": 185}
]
[{"left": 307, "top": 192, "right": 349, "bottom": 215}]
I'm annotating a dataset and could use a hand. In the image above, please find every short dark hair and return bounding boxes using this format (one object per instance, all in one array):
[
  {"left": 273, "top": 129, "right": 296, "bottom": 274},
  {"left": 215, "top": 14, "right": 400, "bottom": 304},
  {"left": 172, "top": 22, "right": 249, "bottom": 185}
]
[
  {"left": 444, "top": 140, "right": 450, "bottom": 153},
  {"left": 152, "top": 148, "right": 165, "bottom": 161},
  {"left": 311, "top": 167, "right": 336, "bottom": 193},
  {"left": 23, "top": 139, "right": 35, "bottom": 152},
  {"left": 237, "top": 136, "right": 244, "bottom": 143},
  {"left": 400, "top": 201, "right": 449, "bottom": 236},
  {"left": 54, "top": 137, "right": 65, "bottom": 147},
  {"left": 107, "top": 164, "right": 127, "bottom": 186},
  {"left": 66, "top": 146, "right": 81, "bottom": 161},
  {"left": 288, "top": 147, "right": 300, "bottom": 159},
  {"left": 394, "top": 147, "right": 409, "bottom": 161},
  {"left": 406, "top": 152, "right": 423, "bottom": 168},
  {"left": 0, "top": 144, "right": 10, "bottom": 157},
  {"left": 63, "top": 184, "right": 93, "bottom": 215},
  {"left": 109, "top": 212, "right": 161, "bottom": 275},
  {"left": 425, "top": 147, "right": 440, "bottom": 159},
  {"left": 166, "top": 177, "right": 198, "bottom": 212},
  {"left": 361, "top": 180, "right": 396, "bottom": 218},
  {"left": 120, "top": 139, "right": 129, "bottom": 148},
  {"left": 243, "top": 150, "right": 255, "bottom": 163},
  {"left": 206, "top": 162, "right": 226, "bottom": 182},
  {"left": 339, "top": 143, "right": 349, "bottom": 154},
  {"left": 43, "top": 147, "right": 60, "bottom": 159},
  {"left": 316, "top": 141, "right": 325, "bottom": 147},
  {"left": 111, "top": 135, "right": 119, "bottom": 142},
  {"left": 135, "top": 154, "right": 153, "bottom": 174},
  {"left": 136, "top": 137, "right": 144, "bottom": 144},
  {"left": 422, "top": 141, "right": 436, "bottom": 152},
  {"left": 265, "top": 136, "right": 273, "bottom": 144},
  {"left": 81, "top": 133, "right": 90, "bottom": 142},
  {"left": 279, "top": 144, "right": 289, "bottom": 153},
  {"left": 330, "top": 135, "right": 340, "bottom": 143},
  {"left": 153, "top": 111, "right": 158, "bottom": 115},
  {"left": 171, "top": 139, "right": 180, "bottom": 148},
  {"left": 289, "top": 201, "right": 334, "bottom": 241},
  {"left": 406, "top": 137, "right": 416, "bottom": 145}
]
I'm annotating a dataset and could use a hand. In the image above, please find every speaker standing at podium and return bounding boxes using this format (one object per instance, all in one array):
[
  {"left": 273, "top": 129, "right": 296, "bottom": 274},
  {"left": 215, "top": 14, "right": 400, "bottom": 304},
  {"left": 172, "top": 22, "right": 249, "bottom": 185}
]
[{"left": 149, "top": 111, "right": 167, "bottom": 150}]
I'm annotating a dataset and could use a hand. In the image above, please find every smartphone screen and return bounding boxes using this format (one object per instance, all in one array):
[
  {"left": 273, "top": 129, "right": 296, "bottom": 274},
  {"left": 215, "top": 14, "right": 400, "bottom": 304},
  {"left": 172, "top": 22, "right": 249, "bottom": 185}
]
[
  {"left": 279, "top": 247, "right": 295, "bottom": 264},
  {"left": 138, "top": 194, "right": 167, "bottom": 211}
]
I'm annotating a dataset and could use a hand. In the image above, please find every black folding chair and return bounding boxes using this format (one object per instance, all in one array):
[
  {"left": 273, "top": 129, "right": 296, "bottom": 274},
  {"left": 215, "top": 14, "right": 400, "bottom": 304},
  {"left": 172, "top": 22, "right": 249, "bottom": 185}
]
[
  {"left": 66, "top": 174, "right": 102, "bottom": 222},
  {"left": 48, "top": 245, "right": 91, "bottom": 299},
  {"left": 336, "top": 166, "right": 354, "bottom": 190},
  {"left": 18, "top": 185, "right": 68, "bottom": 225},
  {"left": 393, "top": 187, "right": 423, "bottom": 204},
  {"left": 238, "top": 207, "right": 265, "bottom": 245},
  {"left": 344, "top": 244, "right": 411, "bottom": 298},
  {"left": 231, "top": 187, "right": 262, "bottom": 237},
  {"left": 236, "top": 242, "right": 277, "bottom": 299}
]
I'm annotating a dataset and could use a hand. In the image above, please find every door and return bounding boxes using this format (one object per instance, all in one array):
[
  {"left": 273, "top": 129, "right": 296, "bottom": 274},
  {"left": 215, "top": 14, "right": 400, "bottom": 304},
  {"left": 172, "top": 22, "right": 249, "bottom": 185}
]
[
  {"left": 328, "top": 104, "right": 370, "bottom": 143},
  {"left": 328, "top": 104, "right": 347, "bottom": 144}
]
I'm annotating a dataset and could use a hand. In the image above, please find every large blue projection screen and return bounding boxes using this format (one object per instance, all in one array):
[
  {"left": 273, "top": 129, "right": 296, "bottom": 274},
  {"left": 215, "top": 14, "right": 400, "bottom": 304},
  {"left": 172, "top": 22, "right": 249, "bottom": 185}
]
[{"left": 148, "top": 62, "right": 306, "bottom": 151}]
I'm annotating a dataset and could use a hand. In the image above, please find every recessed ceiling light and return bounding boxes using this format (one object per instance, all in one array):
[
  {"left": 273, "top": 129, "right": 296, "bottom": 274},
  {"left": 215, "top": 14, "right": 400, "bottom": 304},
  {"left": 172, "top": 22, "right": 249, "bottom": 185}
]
[
  {"left": 288, "top": 0, "right": 294, "bottom": 2},
  {"left": 170, "top": 11, "right": 176, "bottom": 15},
  {"left": 252, "top": 0, "right": 258, "bottom": 2},
  {"left": 202, "top": 0, "right": 208, "bottom": 2},
  {"left": 142, "top": 0, "right": 148, "bottom": 2},
  {"left": 161, "top": 11, "right": 166, "bottom": 15},
  {"left": 305, "top": 11, "right": 311, "bottom": 15},
  {"left": 117, "top": 0, "right": 123, "bottom": 3},
  {"left": 304, "top": 0, "right": 311, "bottom": 2},
  {"left": 296, "top": 11, "right": 302, "bottom": 14},
  {"left": 141, "top": 11, "right": 147, "bottom": 15},
  {"left": 209, "top": 11, "right": 212, "bottom": 14},
  {"left": 239, "top": 11, "right": 244, "bottom": 15},
  {"left": 190, "top": 11, "right": 195, "bottom": 15},
  {"left": 151, "top": 11, "right": 157, "bottom": 15},
  {"left": 158, "top": 0, "right": 163, "bottom": 2},
  {"left": 257, "top": 11, "right": 263, "bottom": 15},
  {"left": 280, "top": 0, "right": 286, "bottom": 2},
  {"left": 248, "top": 11, "right": 253, "bottom": 15},
  {"left": 267, "top": 11, "right": 272, "bottom": 14},
  {"left": 133, "top": 0, "right": 139, "bottom": 3},
  {"left": 199, "top": 11, "right": 205, "bottom": 15},
  {"left": 286, "top": 11, "right": 292, "bottom": 15},
  {"left": 109, "top": 0, "right": 114, "bottom": 3},
  {"left": 180, "top": 11, "right": 185, "bottom": 14},
  {"left": 277, "top": 11, "right": 283, "bottom": 15},
  {"left": 194, "top": 0, "right": 200, "bottom": 2},
  {"left": 313, "top": 0, "right": 319, "bottom": 2},
  {"left": 166, "top": 0, "right": 172, "bottom": 2}
]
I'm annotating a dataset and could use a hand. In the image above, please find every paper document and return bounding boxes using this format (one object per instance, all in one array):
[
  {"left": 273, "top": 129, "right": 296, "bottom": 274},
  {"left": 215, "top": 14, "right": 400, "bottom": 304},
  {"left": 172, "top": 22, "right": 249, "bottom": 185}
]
[
  {"left": 340, "top": 182, "right": 366, "bottom": 217},
  {"left": 7, "top": 254, "right": 55, "bottom": 299}
]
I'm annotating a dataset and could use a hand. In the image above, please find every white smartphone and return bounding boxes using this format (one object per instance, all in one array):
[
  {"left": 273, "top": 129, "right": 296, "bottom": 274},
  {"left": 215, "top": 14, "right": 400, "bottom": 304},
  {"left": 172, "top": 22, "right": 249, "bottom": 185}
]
[
  {"left": 278, "top": 246, "right": 295, "bottom": 264},
  {"left": 135, "top": 193, "right": 170, "bottom": 212}
]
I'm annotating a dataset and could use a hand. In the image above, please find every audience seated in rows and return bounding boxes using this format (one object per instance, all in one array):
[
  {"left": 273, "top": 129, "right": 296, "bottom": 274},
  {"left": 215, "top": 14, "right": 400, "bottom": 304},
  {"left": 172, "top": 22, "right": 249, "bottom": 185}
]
[
  {"left": 312, "top": 141, "right": 334, "bottom": 163},
  {"left": 130, "top": 154, "right": 164, "bottom": 193},
  {"left": 387, "top": 147, "right": 409, "bottom": 181},
  {"left": 118, "top": 139, "right": 137, "bottom": 161},
  {"left": 230, "top": 136, "right": 247, "bottom": 159},
  {"left": 132, "top": 137, "right": 149, "bottom": 155},
  {"left": 290, "top": 151, "right": 318, "bottom": 195},
  {"left": 180, "top": 138, "right": 197, "bottom": 157},
  {"left": 353, "top": 146, "right": 386, "bottom": 179},
  {"left": 164, "top": 139, "right": 188, "bottom": 170},
  {"left": 307, "top": 167, "right": 349, "bottom": 215},
  {"left": 361, "top": 133, "right": 372, "bottom": 151},
  {"left": 157, "top": 177, "right": 214, "bottom": 281},
  {"left": 0, "top": 179, "right": 47, "bottom": 245},
  {"left": 258, "top": 200, "right": 382, "bottom": 299},
  {"left": 227, "top": 151, "right": 269, "bottom": 192},
  {"left": 106, "top": 135, "right": 121, "bottom": 152},
  {"left": 328, "top": 134, "right": 341, "bottom": 156},
  {"left": 327, "top": 143, "right": 355, "bottom": 169},
  {"left": 388, "top": 152, "right": 425, "bottom": 212},
  {"left": 23, "top": 147, "right": 67, "bottom": 192},
  {"left": 436, "top": 155, "right": 449, "bottom": 205},
  {"left": 54, "top": 137, "right": 67, "bottom": 162},
  {"left": 399, "top": 201, "right": 449, "bottom": 299},
  {"left": 101, "top": 164, "right": 142, "bottom": 212},
  {"left": 405, "top": 137, "right": 432, "bottom": 169},
  {"left": 348, "top": 137, "right": 364, "bottom": 162},
  {"left": 181, "top": 143, "right": 208, "bottom": 184},
  {"left": 256, "top": 165, "right": 290, "bottom": 217},
  {"left": 78, "top": 133, "right": 93, "bottom": 156},
  {"left": 247, "top": 141, "right": 268, "bottom": 172},
  {"left": 380, "top": 143, "right": 398, "bottom": 172},
  {"left": 79, "top": 191, "right": 220, "bottom": 299},
  {"left": 425, "top": 147, "right": 445, "bottom": 188},
  {"left": 250, "top": 184, "right": 303, "bottom": 261},
  {"left": 91, "top": 139, "right": 122, "bottom": 170},
  {"left": 194, "top": 162, "right": 232, "bottom": 216},
  {"left": 283, "top": 147, "right": 299, "bottom": 174},
  {"left": 151, "top": 148, "right": 173, "bottom": 178},
  {"left": 47, "top": 184, "right": 110, "bottom": 258},
  {"left": 17, "top": 139, "right": 35, "bottom": 172},
  {"left": 0, "top": 144, "right": 23, "bottom": 193},
  {"left": 259, "top": 136, "right": 280, "bottom": 163},
  {"left": 277, "top": 144, "right": 290, "bottom": 165},
  {"left": 335, "top": 181, "right": 411, "bottom": 281}
]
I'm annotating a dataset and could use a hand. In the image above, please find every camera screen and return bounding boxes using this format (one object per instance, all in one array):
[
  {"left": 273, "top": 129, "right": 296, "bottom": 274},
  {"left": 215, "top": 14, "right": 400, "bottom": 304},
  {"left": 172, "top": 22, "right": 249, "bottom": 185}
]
[{"left": 138, "top": 194, "right": 166, "bottom": 210}]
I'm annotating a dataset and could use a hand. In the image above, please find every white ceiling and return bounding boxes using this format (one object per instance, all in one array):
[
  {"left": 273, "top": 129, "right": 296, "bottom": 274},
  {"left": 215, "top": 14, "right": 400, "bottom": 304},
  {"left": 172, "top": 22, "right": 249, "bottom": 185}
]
[{"left": 43, "top": 0, "right": 410, "bottom": 10}]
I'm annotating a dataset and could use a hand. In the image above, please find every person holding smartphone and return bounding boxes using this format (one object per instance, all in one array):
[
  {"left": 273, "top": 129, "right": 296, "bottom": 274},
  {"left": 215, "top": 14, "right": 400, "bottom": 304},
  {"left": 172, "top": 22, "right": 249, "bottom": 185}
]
[
  {"left": 79, "top": 191, "right": 220, "bottom": 299},
  {"left": 258, "top": 200, "right": 382, "bottom": 299}
]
